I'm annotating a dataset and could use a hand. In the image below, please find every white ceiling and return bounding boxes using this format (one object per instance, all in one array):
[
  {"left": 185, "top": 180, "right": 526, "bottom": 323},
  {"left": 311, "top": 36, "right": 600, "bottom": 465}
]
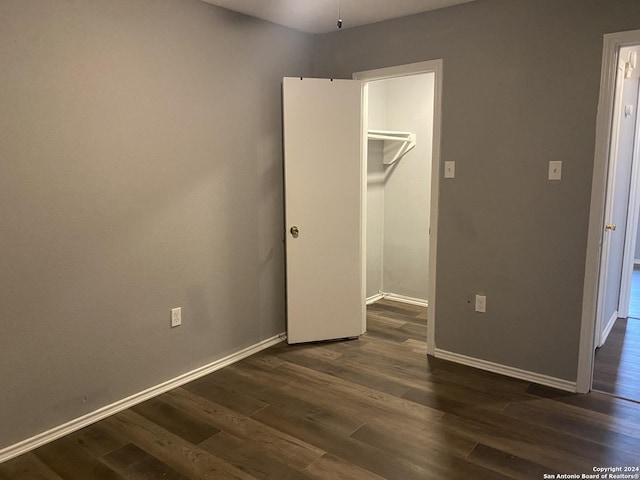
[{"left": 200, "top": 0, "right": 476, "bottom": 34}]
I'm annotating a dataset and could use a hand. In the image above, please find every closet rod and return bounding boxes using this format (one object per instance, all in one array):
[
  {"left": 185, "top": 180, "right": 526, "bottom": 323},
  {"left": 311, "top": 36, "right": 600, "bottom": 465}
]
[{"left": 368, "top": 133, "right": 413, "bottom": 141}]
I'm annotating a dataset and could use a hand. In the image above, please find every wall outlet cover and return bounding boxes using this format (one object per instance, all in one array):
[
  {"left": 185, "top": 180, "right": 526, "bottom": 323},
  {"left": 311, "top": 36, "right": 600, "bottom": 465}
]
[
  {"left": 171, "top": 307, "right": 182, "bottom": 328},
  {"left": 474, "top": 295, "right": 486, "bottom": 313}
]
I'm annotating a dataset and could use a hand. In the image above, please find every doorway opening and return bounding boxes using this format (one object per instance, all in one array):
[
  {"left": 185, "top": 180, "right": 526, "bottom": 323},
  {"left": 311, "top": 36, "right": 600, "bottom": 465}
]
[
  {"left": 281, "top": 63, "right": 442, "bottom": 349},
  {"left": 365, "top": 74, "right": 433, "bottom": 307},
  {"left": 592, "top": 42, "right": 640, "bottom": 402},
  {"left": 354, "top": 61, "right": 443, "bottom": 355},
  {"left": 578, "top": 29, "right": 640, "bottom": 397}
]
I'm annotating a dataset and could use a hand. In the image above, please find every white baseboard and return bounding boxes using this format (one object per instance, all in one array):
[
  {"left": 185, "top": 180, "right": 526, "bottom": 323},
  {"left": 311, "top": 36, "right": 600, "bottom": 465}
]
[
  {"left": 367, "top": 292, "right": 428, "bottom": 308},
  {"left": 0, "top": 333, "right": 285, "bottom": 464},
  {"left": 382, "top": 293, "right": 428, "bottom": 308},
  {"left": 599, "top": 311, "right": 618, "bottom": 347},
  {"left": 434, "top": 348, "right": 577, "bottom": 393},
  {"left": 366, "top": 293, "right": 385, "bottom": 305}
]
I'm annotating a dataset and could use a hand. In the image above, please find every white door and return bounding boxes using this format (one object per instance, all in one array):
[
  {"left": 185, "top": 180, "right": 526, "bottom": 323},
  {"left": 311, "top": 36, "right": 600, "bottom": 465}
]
[
  {"left": 596, "top": 56, "right": 638, "bottom": 346},
  {"left": 283, "top": 77, "right": 365, "bottom": 344},
  {"left": 616, "top": 52, "right": 640, "bottom": 320}
]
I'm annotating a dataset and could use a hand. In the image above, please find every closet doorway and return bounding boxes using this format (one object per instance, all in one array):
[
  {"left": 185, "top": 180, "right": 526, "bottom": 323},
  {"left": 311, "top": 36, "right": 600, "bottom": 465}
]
[
  {"left": 578, "top": 29, "right": 640, "bottom": 394},
  {"left": 591, "top": 43, "right": 640, "bottom": 402},
  {"left": 354, "top": 61, "right": 443, "bottom": 354}
]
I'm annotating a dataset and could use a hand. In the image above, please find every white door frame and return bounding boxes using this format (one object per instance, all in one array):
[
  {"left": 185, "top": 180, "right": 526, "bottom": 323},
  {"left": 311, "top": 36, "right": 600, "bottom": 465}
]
[
  {"left": 578, "top": 29, "right": 640, "bottom": 393},
  {"left": 354, "top": 60, "right": 443, "bottom": 356}
]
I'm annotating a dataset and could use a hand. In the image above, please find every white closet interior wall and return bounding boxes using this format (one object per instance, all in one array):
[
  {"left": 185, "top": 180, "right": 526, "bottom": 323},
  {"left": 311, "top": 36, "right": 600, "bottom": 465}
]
[{"left": 366, "top": 73, "right": 435, "bottom": 303}]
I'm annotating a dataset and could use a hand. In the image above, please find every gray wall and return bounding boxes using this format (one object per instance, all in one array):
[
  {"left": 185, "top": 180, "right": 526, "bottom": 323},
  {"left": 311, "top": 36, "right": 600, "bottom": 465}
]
[
  {"left": 0, "top": 0, "right": 312, "bottom": 450},
  {"left": 314, "top": 0, "right": 640, "bottom": 381}
]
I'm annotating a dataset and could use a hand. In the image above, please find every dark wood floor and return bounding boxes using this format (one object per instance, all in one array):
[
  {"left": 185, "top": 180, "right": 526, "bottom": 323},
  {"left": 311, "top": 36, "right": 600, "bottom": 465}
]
[
  {"left": 3, "top": 299, "right": 640, "bottom": 480},
  {"left": 593, "top": 267, "right": 640, "bottom": 402},
  {"left": 628, "top": 266, "right": 640, "bottom": 319},
  {"left": 593, "top": 317, "right": 640, "bottom": 401}
]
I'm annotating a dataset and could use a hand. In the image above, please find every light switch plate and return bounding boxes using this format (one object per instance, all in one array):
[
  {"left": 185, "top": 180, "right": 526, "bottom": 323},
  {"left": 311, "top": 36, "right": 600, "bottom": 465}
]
[
  {"left": 549, "top": 161, "right": 562, "bottom": 181},
  {"left": 444, "top": 161, "right": 455, "bottom": 179}
]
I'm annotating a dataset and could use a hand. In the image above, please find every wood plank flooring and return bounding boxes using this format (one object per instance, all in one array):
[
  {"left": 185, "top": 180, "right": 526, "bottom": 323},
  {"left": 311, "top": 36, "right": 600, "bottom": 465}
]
[
  {"left": 593, "top": 317, "right": 640, "bottom": 401},
  {"left": 2, "top": 299, "right": 640, "bottom": 479},
  {"left": 628, "top": 266, "right": 640, "bottom": 319},
  {"left": 593, "top": 266, "right": 640, "bottom": 402}
]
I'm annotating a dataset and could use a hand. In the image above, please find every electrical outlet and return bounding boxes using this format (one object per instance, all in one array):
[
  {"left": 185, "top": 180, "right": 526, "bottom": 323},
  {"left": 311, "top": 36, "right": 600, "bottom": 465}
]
[
  {"left": 171, "top": 307, "right": 182, "bottom": 327},
  {"left": 474, "top": 295, "right": 486, "bottom": 313}
]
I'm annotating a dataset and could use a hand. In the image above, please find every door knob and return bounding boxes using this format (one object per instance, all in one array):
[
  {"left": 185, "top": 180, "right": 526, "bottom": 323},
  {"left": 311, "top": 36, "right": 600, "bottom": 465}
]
[
  {"left": 605, "top": 224, "right": 617, "bottom": 231},
  {"left": 290, "top": 226, "right": 299, "bottom": 238}
]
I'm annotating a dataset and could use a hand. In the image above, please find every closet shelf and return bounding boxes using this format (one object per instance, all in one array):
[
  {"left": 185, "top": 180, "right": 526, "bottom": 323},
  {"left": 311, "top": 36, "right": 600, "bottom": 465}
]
[{"left": 367, "top": 129, "right": 416, "bottom": 165}]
